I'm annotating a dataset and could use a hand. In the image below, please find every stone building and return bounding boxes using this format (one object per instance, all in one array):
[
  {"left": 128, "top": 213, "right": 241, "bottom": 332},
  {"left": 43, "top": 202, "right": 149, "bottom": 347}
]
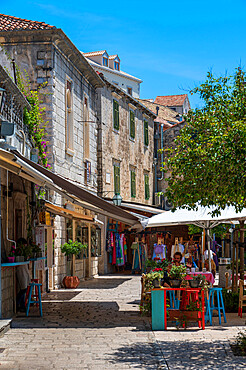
[
  {"left": 0, "top": 14, "right": 141, "bottom": 289},
  {"left": 0, "top": 60, "right": 33, "bottom": 317},
  {"left": 83, "top": 50, "right": 142, "bottom": 98},
  {"left": 0, "top": 14, "right": 105, "bottom": 288},
  {"left": 154, "top": 94, "right": 191, "bottom": 116},
  {"left": 97, "top": 74, "right": 156, "bottom": 204},
  {"left": 95, "top": 74, "right": 156, "bottom": 272},
  {"left": 138, "top": 99, "right": 184, "bottom": 210}
]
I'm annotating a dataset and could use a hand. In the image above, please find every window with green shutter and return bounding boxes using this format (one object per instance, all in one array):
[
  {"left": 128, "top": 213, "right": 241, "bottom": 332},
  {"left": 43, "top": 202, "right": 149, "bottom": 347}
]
[
  {"left": 113, "top": 100, "right": 119, "bottom": 130},
  {"left": 114, "top": 165, "right": 120, "bottom": 194},
  {"left": 130, "top": 170, "right": 136, "bottom": 198},
  {"left": 144, "top": 174, "right": 150, "bottom": 200},
  {"left": 144, "top": 120, "right": 149, "bottom": 146},
  {"left": 129, "top": 110, "right": 135, "bottom": 139}
]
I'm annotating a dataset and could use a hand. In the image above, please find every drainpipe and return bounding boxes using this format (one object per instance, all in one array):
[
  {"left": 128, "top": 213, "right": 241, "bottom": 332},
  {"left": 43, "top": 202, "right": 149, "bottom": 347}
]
[{"left": 157, "top": 124, "right": 164, "bottom": 181}]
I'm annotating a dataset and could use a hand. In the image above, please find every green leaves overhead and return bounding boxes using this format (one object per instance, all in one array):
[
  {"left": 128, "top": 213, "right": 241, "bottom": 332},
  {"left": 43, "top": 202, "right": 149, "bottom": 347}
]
[{"left": 163, "top": 68, "right": 246, "bottom": 215}]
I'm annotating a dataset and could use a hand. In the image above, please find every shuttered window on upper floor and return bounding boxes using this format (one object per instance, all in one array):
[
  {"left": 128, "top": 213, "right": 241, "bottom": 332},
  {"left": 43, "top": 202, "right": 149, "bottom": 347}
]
[
  {"left": 129, "top": 110, "right": 135, "bottom": 139},
  {"left": 144, "top": 120, "right": 149, "bottom": 146},
  {"left": 130, "top": 170, "right": 136, "bottom": 198},
  {"left": 113, "top": 100, "right": 119, "bottom": 130}
]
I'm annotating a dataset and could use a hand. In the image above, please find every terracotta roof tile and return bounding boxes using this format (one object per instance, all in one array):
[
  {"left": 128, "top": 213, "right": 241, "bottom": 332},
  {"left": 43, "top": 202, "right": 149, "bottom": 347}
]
[
  {"left": 155, "top": 94, "right": 188, "bottom": 107},
  {"left": 0, "top": 13, "right": 55, "bottom": 31},
  {"left": 138, "top": 99, "right": 180, "bottom": 124},
  {"left": 83, "top": 50, "right": 107, "bottom": 57},
  {"left": 109, "top": 54, "right": 119, "bottom": 60}
]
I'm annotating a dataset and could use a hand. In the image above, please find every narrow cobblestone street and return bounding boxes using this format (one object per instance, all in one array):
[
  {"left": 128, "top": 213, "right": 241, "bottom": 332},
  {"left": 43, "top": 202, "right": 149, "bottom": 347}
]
[{"left": 0, "top": 275, "right": 245, "bottom": 369}]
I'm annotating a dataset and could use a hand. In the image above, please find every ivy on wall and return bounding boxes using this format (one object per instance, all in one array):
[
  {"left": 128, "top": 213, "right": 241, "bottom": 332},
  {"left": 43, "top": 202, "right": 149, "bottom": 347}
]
[{"left": 16, "top": 67, "right": 51, "bottom": 169}]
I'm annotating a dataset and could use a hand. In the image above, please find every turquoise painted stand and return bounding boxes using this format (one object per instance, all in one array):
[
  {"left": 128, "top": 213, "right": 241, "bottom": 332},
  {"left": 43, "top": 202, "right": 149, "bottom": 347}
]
[
  {"left": 205, "top": 296, "right": 212, "bottom": 325},
  {"left": 151, "top": 290, "right": 164, "bottom": 330},
  {"left": 209, "top": 287, "right": 226, "bottom": 324},
  {"left": 26, "top": 282, "right": 43, "bottom": 317}
]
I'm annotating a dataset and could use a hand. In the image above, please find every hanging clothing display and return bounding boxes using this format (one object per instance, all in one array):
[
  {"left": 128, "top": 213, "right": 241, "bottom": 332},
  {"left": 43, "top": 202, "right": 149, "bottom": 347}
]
[
  {"left": 106, "top": 232, "right": 127, "bottom": 267},
  {"left": 152, "top": 243, "right": 166, "bottom": 260},
  {"left": 171, "top": 243, "right": 185, "bottom": 263}
]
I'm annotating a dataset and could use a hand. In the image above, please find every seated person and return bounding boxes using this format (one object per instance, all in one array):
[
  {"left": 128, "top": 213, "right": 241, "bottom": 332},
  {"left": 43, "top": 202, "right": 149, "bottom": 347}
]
[
  {"left": 167, "top": 251, "right": 183, "bottom": 273},
  {"left": 173, "top": 251, "right": 183, "bottom": 266}
]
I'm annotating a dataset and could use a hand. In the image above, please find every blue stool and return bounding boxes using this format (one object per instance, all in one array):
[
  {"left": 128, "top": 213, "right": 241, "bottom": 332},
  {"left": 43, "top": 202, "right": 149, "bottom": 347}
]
[
  {"left": 208, "top": 287, "right": 226, "bottom": 324},
  {"left": 205, "top": 296, "right": 212, "bottom": 325},
  {"left": 26, "top": 282, "right": 43, "bottom": 317}
]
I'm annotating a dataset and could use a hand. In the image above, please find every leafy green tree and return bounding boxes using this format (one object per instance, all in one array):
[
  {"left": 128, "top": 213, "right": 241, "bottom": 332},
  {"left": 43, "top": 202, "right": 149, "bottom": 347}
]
[{"left": 163, "top": 67, "right": 246, "bottom": 215}]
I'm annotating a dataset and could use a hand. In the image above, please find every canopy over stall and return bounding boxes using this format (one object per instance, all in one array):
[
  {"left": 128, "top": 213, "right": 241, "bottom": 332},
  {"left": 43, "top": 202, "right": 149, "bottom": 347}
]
[{"left": 146, "top": 205, "right": 246, "bottom": 270}]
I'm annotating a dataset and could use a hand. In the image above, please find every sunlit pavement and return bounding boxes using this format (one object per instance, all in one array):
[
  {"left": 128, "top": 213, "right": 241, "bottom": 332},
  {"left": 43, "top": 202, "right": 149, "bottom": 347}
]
[{"left": 0, "top": 275, "right": 245, "bottom": 369}]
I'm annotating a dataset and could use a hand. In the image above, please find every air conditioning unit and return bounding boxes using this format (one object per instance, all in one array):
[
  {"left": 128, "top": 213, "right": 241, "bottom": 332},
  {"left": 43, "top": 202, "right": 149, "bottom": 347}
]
[
  {"left": 164, "top": 196, "right": 173, "bottom": 211},
  {"left": 154, "top": 192, "right": 162, "bottom": 206}
]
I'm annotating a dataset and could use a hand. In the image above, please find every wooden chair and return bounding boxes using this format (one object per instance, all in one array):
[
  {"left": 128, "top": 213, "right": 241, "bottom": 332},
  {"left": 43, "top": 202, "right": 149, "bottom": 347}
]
[{"left": 238, "top": 279, "right": 246, "bottom": 318}]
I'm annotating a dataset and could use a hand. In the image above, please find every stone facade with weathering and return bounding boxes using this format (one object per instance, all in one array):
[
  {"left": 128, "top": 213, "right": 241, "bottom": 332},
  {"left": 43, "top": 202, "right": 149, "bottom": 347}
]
[
  {"left": 0, "top": 14, "right": 105, "bottom": 288},
  {"left": 97, "top": 74, "right": 156, "bottom": 205}
]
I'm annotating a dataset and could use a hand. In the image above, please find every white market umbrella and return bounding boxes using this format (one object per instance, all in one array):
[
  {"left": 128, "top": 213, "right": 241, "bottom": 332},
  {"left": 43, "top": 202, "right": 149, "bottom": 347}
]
[{"left": 146, "top": 205, "right": 246, "bottom": 271}]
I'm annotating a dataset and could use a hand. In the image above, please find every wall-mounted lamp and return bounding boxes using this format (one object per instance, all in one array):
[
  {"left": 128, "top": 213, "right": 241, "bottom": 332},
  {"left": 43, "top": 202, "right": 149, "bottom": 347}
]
[{"left": 112, "top": 193, "right": 122, "bottom": 206}]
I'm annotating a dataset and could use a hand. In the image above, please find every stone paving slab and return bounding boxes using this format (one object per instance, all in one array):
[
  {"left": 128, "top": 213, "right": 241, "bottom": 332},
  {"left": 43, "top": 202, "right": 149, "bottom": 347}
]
[{"left": 0, "top": 275, "right": 245, "bottom": 369}]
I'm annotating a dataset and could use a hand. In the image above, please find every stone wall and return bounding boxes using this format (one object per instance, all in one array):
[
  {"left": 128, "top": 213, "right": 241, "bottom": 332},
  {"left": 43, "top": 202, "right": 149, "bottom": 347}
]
[
  {"left": 1, "top": 268, "right": 14, "bottom": 318},
  {"left": 0, "top": 32, "right": 101, "bottom": 287},
  {"left": 97, "top": 83, "right": 154, "bottom": 205}
]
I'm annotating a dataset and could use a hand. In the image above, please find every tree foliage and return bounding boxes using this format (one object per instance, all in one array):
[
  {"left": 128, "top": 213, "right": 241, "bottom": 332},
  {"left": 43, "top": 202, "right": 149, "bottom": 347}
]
[{"left": 163, "top": 68, "right": 246, "bottom": 215}]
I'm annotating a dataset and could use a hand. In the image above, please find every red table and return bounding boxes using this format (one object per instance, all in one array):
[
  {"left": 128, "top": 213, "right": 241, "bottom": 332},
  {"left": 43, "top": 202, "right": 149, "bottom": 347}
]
[{"left": 163, "top": 287, "right": 205, "bottom": 330}]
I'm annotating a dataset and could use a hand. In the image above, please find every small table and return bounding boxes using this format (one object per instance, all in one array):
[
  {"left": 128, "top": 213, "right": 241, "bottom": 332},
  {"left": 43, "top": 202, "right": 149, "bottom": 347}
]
[{"left": 151, "top": 287, "right": 205, "bottom": 330}]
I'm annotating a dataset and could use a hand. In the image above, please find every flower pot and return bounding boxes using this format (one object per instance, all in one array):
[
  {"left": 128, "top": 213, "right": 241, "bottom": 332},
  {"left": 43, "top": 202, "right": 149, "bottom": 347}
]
[
  {"left": 188, "top": 280, "right": 200, "bottom": 288},
  {"left": 152, "top": 278, "right": 160, "bottom": 288},
  {"left": 146, "top": 267, "right": 151, "bottom": 273},
  {"left": 170, "top": 279, "right": 182, "bottom": 288},
  {"left": 62, "top": 276, "right": 80, "bottom": 289},
  {"left": 7, "top": 256, "right": 15, "bottom": 263}
]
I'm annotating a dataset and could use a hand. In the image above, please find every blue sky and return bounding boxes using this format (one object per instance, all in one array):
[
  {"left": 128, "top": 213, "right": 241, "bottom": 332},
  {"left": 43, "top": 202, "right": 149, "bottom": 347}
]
[{"left": 1, "top": 0, "right": 246, "bottom": 108}]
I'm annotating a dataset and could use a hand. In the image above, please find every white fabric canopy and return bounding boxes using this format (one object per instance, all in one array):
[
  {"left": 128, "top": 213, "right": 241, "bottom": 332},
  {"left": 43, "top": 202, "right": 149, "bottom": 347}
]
[{"left": 146, "top": 205, "right": 246, "bottom": 229}]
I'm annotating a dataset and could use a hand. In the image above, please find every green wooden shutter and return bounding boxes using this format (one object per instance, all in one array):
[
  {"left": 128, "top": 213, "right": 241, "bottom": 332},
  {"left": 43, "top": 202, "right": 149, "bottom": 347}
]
[
  {"left": 114, "top": 165, "right": 120, "bottom": 194},
  {"left": 144, "top": 174, "right": 150, "bottom": 200},
  {"left": 144, "top": 120, "right": 149, "bottom": 146},
  {"left": 131, "top": 171, "right": 136, "bottom": 198},
  {"left": 113, "top": 100, "right": 119, "bottom": 130},
  {"left": 130, "top": 110, "right": 135, "bottom": 139}
]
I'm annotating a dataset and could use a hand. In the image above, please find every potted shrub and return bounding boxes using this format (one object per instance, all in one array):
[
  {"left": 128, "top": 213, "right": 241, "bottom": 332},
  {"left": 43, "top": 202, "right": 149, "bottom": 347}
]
[
  {"left": 145, "top": 259, "right": 158, "bottom": 273},
  {"left": 7, "top": 245, "right": 15, "bottom": 263},
  {"left": 168, "top": 265, "right": 187, "bottom": 288},
  {"left": 61, "top": 240, "right": 87, "bottom": 289},
  {"left": 31, "top": 243, "right": 42, "bottom": 259},
  {"left": 150, "top": 268, "right": 164, "bottom": 288}
]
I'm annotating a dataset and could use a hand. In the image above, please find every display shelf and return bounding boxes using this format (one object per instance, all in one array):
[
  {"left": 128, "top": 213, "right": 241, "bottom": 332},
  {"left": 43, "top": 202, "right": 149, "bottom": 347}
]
[{"left": 1, "top": 261, "right": 30, "bottom": 267}]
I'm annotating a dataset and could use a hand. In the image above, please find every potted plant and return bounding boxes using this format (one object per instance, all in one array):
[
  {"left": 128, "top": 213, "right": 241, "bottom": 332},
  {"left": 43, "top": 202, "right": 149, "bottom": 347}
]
[
  {"left": 15, "top": 239, "right": 32, "bottom": 261},
  {"left": 150, "top": 268, "right": 164, "bottom": 288},
  {"left": 159, "top": 258, "right": 170, "bottom": 271},
  {"left": 168, "top": 265, "right": 187, "bottom": 288},
  {"left": 31, "top": 243, "right": 42, "bottom": 259},
  {"left": 188, "top": 274, "right": 201, "bottom": 288},
  {"left": 145, "top": 259, "right": 158, "bottom": 273},
  {"left": 61, "top": 240, "right": 87, "bottom": 289},
  {"left": 7, "top": 245, "right": 15, "bottom": 263}
]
